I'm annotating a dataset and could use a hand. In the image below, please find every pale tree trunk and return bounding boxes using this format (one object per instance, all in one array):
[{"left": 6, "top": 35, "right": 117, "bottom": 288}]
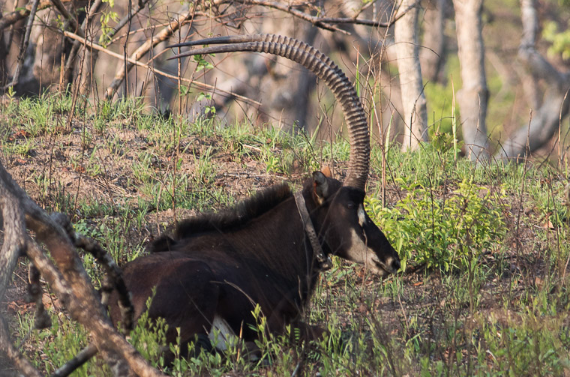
[
  {"left": 497, "top": 0, "right": 570, "bottom": 160},
  {"left": 338, "top": 0, "right": 406, "bottom": 136},
  {"left": 420, "top": 0, "right": 449, "bottom": 84},
  {"left": 395, "top": 0, "right": 428, "bottom": 151},
  {"left": 0, "top": 3, "right": 8, "bottom": 87},
  {"left": 79, "top": 49, "right": 97, "bottom": 96},
  {"left": 452, "top": 0, "right": 489, "bottom": 162}
]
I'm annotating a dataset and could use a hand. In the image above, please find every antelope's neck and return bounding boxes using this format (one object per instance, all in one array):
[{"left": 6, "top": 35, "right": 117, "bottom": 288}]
[{"left": 228, "top": 195, "right": 321, "bottom": 301}]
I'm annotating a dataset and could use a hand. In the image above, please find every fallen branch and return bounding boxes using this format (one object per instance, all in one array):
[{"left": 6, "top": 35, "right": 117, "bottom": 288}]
[
  {"left": 0, "top": 160, "right": 165, "bottom": 376},
  {"left": 0, "top": 173, "right": 39, "bottom": 376}
]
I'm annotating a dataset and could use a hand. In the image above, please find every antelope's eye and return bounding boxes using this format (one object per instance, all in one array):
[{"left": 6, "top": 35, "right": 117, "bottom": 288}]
[{"left": 347, "top": 202, "right": 355, "bottom": 209}]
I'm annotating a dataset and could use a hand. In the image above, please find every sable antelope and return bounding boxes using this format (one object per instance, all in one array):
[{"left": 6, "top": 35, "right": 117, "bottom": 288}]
[{"left": 110, "top": 34, "right": 400, "bottom": 358}]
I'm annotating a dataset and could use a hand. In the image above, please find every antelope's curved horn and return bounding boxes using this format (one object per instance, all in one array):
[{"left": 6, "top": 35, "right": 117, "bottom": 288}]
[{"left": 168, "top": 34, "right": 370, "bottom": 190}]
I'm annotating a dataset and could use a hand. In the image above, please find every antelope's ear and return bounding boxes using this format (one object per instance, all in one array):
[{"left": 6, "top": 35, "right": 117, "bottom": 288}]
[
  {"left": 321, "top": 166, "right": 332, "bottom": 178},
  {"left": 147, "top": 235, "right": 177, "bottom": 253},
  {"left": 312, "top": 171, "right": 330, "bottom": 203}
]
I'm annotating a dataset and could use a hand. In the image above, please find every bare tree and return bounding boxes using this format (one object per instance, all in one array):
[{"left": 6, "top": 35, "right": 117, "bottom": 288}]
[
  {"left": 395, "top": 0, "right": 428, "bottom": 150},
  {"left": 497, "top": 0, "right": 570, "bottom": 160},
  {"left": 452, "top": 0, "right": 489, "bottom": 162}
]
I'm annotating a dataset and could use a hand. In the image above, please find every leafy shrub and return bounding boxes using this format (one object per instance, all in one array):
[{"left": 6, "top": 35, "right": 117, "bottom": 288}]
[
  {"left": 128, "top": 308, "right": 168, "bottom": 369},
  {"left": 543, "top": 21, "right": 570, "bottom": 60},
  {"left": 367, "top": 178, "right": 508, "bottom": 272}
]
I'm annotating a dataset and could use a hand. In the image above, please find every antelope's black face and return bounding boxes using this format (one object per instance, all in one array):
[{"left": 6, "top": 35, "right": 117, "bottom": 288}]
[{"left": 308, "top": 172, "right": 401, "bottom": 276}]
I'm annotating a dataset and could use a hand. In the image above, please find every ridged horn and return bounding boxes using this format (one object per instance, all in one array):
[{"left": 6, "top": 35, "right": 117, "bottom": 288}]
[{"left": 168, "top": 34, "right": 370, "bottom": 190}]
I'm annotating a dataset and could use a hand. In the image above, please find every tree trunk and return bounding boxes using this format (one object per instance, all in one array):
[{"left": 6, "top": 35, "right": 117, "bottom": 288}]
[
  {"left": 395, "top": 0, "right": 428, "bottom": 151},
  {"left": 0, "top": 10, "right": 7, "bottom": 87},
  {"left": 497, "top": 0, "right": 570, "bottom": 160},
  {"left": 452, "top": 0, "right": 489, "bottom": 162},
  {"left": 420, "top": 0, "right": 449, "bottom": 84}
]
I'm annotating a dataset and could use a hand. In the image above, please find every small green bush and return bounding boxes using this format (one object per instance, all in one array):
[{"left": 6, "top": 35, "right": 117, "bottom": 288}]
[{"left": 368, "top": 178, "right": 508, "bottom": 272}]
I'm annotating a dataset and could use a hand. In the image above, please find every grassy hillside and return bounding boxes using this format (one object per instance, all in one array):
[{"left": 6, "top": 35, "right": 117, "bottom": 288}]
[{"left": 1, "top": 94, "right": 569, "bottom": 376}]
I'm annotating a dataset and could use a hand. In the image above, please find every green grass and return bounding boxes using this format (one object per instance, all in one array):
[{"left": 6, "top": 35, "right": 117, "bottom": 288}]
[{"left": 2, "top": 93, "right": 570, "bottom": 376}]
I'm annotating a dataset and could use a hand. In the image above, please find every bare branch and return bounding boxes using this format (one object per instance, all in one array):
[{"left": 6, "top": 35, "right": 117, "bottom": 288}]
[
  {"left": 108, "top": 0, "right": 152, "bottom": 41},
  {"left": 105, "top": 7, "right": 194, "bottom": 99},
  {"left": 227, "top": 0, "right": 346, "bottom": 33},
  {"left": 60, "top": 29, "right": 261, "bottom": 107},
  {"left": 218, "top": 0, "right": 419, "bottom": 32},
  {"left": 0, "top": 0, "right": 71, "bottom": 31},
  {"left": 49, "top": 0, "right": 81, "bottom": 35}
]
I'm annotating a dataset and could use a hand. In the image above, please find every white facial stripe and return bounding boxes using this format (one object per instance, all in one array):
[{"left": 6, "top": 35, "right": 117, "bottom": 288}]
[
  {"left": 349, "top": 229, "right": 387, "bottom": 276},
  {"left": 208, "top": 315, "right": 235, "bottom": 351},
  {"left": 358, "top": 204, "right": 366, "bottom": 227},
  {"left": 349, "top": 228, "right": 372, "bottom": 263}
]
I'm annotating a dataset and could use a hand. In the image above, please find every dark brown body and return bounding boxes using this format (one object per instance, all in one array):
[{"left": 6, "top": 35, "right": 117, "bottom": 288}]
[
  {"left": 110, "top": 175, "right": 400, "bottom": 357},
  {"left": 111, "top": 33, "right": 401, "bottom": 360}
]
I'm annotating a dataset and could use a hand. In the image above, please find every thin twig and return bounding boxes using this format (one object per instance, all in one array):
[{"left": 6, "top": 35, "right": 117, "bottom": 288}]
[
  {"left": 231, "top": 0, "right": 346, "bottom": 33},
  {"left": 108, "top": 0, "right": 152, "bottom": 40},
  {"left": 49, "top": 0, "right": 82, "bottom": 35},
  {"left": 105, "top": 6, "right": 193, "bottom": 99},
  {"left": 109, "top": 14, "right": 210, "bottom": 45},
  {"left": 222, "top": 0, "right": 418, "bottom": 32},
  {"left": 63, "top": 0, "right": 105, "bottom": 83}
]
